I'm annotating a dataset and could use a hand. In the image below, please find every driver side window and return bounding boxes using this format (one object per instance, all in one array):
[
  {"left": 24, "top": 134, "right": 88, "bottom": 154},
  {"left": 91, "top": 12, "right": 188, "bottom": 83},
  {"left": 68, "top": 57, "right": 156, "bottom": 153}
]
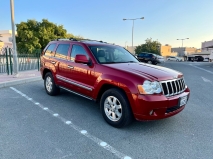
[{"left": 71, "top": 45, "right": 88, "bottom": 61}]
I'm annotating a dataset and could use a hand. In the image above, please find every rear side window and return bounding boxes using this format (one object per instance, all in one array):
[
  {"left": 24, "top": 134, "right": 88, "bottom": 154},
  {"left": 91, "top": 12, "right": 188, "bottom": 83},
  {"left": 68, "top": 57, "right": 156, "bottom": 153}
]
[
  {"left": 55, "top": 44, "right": 70, "bottom": 59},
  {"left": 44, "top": 43, "right": 56, "bottom": 56}
]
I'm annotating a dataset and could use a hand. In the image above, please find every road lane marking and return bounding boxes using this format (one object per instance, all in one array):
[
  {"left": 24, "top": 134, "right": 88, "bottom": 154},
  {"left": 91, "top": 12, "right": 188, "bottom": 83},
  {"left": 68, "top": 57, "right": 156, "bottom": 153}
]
[
  {"left": 201, "top": 77, "right": 213, "bottom": 85},
  {"left": 80, "top": 130, "right": 87, "bottom": 134},
  {"left": 100, "top": 142, "right": 108, "bottom": 147},
  {"left": 10, "top": 87, "right": 132, "bottom": 159},
  {"left": 65, "top": 121, "right": 72, "bottom": 125},
  {"left": 189, "top": 64, "right": 213, "bottom": 74},
  {"left": 53, "top": 113, "right": 59, "bottom": 117}
]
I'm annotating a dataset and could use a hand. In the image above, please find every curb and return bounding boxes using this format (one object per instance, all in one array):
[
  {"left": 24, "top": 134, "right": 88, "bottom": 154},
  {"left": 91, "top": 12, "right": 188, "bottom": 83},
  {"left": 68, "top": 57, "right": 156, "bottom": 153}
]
[{"left": 0, "top": 77, "right": 42, "bottom": 88}]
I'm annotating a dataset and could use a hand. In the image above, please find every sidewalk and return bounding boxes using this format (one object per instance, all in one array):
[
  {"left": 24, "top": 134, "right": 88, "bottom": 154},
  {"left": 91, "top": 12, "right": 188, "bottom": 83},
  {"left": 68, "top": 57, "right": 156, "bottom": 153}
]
[{"left": 0, "top": 70, "right": 42, "bottom": 88}]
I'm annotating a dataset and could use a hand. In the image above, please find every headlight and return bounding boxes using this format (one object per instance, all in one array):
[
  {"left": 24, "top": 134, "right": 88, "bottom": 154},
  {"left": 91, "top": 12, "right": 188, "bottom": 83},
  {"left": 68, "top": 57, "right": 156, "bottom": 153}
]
[{"left": 138, "top": 80, "right": 162, "bottom": 94}]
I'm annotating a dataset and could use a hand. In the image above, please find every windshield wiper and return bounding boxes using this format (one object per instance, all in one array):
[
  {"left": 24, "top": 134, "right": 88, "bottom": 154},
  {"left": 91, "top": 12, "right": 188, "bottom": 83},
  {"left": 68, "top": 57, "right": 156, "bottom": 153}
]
[{"left": 124, "top": 61, "right": 137, "bottom": 63}]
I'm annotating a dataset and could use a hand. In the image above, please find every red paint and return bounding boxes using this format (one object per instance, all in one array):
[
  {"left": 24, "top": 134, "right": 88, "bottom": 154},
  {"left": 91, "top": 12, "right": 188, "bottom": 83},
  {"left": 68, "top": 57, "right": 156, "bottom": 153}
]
[{"left": 40, "top": 40, "right": 190, "bottom": 121}]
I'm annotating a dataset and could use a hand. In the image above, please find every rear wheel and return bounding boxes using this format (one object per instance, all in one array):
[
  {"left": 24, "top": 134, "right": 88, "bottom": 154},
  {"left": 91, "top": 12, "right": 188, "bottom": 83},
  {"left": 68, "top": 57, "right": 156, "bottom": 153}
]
[
  {"left": 44, "top": 72, "right": 60, "bottom": 96},
  {"left": 147, "top": 60, "right": 152, "bottom": 64},
  {"left": 100, "top": 88, "right": 133, "bottom": 128}
]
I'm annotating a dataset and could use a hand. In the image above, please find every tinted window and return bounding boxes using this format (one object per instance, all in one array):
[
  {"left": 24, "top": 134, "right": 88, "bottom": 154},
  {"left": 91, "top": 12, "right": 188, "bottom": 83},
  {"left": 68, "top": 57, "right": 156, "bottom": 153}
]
[
  {"left": 55, "top": 44, "right": 70, "bottom": 59},
  {"left": 138, "top": 54, "right": 144, "bottom": 57},
  {"left": 71, "top": 45, "right": 88, "bottom": 61},
  {"left": 89, "top": 45, "right": 138, "bottom": 64},
  {"left": 44, "top": 43, "right": 56, "bottom": 56}
]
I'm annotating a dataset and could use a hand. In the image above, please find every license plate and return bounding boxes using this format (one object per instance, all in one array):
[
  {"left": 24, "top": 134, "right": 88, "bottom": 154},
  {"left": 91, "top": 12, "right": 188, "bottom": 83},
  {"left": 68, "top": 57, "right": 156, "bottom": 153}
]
[{"left": 179, "top": 95, "right": 188, "bottom": 107}]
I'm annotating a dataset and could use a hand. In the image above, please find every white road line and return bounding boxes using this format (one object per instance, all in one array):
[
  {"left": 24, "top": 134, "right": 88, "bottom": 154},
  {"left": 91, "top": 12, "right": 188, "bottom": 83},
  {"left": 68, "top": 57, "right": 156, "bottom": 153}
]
[
  {"left": 189, "top": 64, "right": 213, "bottom": 74},
  {"left": 201, "top": 77, "right": 213, "bottom": 85},
  {"left": 10, "top": 87, "right": 132, "bottom": 159}
]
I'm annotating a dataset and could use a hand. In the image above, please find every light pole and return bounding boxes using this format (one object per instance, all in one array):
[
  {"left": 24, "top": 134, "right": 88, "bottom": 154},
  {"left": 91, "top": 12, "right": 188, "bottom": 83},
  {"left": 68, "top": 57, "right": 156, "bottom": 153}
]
[
  {"left": 177, "top": 38, "right": 189, "bottom": 57},
  {"left": 125, "top": 41, "right": 128, "bottom": 49},
  {"left": 123, "top": 17, "right": 144, "bottom": 53},
  {"left": 177, "top": 38, "right": 189, "bottom": 47},
  {"left": 10, "top": 0, "right": 19, "bottom": 76}
]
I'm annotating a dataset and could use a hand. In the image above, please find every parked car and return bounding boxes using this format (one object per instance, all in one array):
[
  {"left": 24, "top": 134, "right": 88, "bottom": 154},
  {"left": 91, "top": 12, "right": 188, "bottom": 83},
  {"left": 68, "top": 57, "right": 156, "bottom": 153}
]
[
  {"left": 157, "top": 55, "right": 166, "bottom": 63},
  {"left": 193, "top": 56, "right": 204, "bottom": 62},
  {"left": 203, "top": 58, "right": 209, "bottom": 62},
  {"left": 167, "top": 56, "right": 183, "bottom": 62},
  {"left": 209, "top": 51, "right": 213, "bottom": 62},
  {"left": 137, "top": 52, "right": 160, "bottom": 65},
  {"left": 40, "top": 39, "right": 190, "bottom": 128}
]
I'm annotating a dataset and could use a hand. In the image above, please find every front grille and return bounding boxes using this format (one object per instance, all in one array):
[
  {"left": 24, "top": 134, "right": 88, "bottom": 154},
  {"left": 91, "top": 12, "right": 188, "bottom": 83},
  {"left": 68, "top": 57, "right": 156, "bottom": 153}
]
[{"left": 160, "top": 77, "right": 186, "bottom": 97}]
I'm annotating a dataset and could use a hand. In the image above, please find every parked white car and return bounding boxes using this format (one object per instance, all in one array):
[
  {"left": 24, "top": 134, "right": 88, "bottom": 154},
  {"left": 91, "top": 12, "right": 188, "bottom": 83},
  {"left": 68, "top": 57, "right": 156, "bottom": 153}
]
[
  {"left": 167, "top": 56, "right": 183, "bottom": 62},
  {"left": 157, "top": 55, "right": 166, "bottom": 63}
]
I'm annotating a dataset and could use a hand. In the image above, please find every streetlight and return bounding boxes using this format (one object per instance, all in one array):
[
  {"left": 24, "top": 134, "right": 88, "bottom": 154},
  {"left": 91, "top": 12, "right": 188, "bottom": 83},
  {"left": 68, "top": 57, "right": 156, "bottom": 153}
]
[
  {"left": 177, "top": 38, "right": 189, "bottom": 47},
  {"left": 10, "top": 0, "right": 18, "bottom": 76},
  {"left": 123, "top": 17, "right": 144, "bottom": 53}
]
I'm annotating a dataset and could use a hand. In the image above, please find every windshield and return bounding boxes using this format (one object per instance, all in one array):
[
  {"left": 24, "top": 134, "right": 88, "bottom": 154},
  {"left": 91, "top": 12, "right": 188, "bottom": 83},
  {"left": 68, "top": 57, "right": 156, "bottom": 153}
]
[{"left": 89, "top": 45, "right": 139, "bottom": 64}]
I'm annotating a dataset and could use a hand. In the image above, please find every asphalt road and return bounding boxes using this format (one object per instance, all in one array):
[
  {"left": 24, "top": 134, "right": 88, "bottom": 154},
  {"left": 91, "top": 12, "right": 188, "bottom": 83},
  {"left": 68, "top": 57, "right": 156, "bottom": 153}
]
[{"left": 1, "top": 61, "right": 213, "bottom": 159}]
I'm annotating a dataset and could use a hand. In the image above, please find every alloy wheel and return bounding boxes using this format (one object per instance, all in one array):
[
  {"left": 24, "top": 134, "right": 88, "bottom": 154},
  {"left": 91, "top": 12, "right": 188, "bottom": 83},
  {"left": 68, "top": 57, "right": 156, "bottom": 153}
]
[
  {"left": 46, "top": 76, "right": 53, "bottom": 93},
  {"left": 104, "top": 96, "right": 122, "bottom": 122}
]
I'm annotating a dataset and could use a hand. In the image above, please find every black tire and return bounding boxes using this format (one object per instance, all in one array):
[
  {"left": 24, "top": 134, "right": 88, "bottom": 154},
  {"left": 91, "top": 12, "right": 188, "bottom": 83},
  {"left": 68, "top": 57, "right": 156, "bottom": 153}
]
[
  {"left": 147, "top": 60, "right": 152, "bottom": 64},
  {"left": 44, "top": 72, "right": 60, "bottom": 96},
  {"left": 100, "top": 88, "right": 133, "bottom": 128}
]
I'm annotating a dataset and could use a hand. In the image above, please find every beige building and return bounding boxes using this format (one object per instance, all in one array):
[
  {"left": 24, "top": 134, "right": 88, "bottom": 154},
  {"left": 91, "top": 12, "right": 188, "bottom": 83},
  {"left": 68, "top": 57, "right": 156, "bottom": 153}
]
[
  {"left": 0, "top": 30, "right": 15, "bottom": 49},
  {"left": 160, "top": 44, "right": 178, "bottom": 57},
  {"left": 171, "top": 47, "right": 199, "bottom": 56},
  {"left": 126, "top": 46, "right": 136, "bottom": 54},
  {"left": 160, "top": 44, "right": 171, "bottom": 56}
]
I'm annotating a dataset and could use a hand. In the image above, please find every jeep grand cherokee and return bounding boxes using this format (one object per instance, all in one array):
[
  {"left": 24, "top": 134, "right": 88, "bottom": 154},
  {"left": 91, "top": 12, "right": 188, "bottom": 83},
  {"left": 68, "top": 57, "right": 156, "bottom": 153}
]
[{"left": 40, "top": 39, "right": 190, "bottom": 128}]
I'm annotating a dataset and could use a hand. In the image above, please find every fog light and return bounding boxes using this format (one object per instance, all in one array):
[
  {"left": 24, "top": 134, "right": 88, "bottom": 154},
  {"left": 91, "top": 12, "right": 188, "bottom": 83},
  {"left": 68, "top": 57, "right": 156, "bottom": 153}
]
[{"left": 149, "top": 110, "right": 154, "bottom": 115}]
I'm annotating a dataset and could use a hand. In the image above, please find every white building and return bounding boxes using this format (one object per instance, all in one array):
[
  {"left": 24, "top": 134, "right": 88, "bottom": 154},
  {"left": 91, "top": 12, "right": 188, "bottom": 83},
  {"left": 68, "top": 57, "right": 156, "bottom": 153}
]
[{"left": 202, "top": 40, "right": 213, "bottom": 52}]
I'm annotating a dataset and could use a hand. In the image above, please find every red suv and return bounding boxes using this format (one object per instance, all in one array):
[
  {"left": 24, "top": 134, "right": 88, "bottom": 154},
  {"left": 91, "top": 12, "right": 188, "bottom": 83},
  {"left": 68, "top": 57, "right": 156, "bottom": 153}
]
[{"left": 40, "top": 39, "right": 190, "bottom": 128}]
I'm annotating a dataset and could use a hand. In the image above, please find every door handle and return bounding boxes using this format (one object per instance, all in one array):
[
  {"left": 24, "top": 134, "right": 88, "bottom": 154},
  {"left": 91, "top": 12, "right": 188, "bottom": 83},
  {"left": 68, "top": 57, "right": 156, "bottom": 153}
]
[
  {"left": 51, "top": 61, "right": 56, "bottom": 64},
  {"left": 68, "top": 65, "right": 74, "bottom": 69}
]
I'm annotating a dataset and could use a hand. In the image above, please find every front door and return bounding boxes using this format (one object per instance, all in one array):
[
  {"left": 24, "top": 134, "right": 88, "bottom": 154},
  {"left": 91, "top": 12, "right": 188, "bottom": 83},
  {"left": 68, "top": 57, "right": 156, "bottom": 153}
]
[{"left": 66, "top": 44, "right": 96, "bottom": 97}]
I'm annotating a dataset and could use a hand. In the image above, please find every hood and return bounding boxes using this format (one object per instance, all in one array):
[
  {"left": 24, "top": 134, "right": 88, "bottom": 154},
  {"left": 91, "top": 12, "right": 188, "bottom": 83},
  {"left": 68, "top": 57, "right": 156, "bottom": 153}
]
[{"left": 104, "top": 62, "right": 183, "bottom": 81}]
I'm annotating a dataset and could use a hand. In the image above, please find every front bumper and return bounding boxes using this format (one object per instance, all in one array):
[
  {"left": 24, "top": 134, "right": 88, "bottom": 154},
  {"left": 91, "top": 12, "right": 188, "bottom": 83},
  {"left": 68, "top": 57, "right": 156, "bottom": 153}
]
[{"left": 133, "top": 87, "right": 190, "bottom": 121}]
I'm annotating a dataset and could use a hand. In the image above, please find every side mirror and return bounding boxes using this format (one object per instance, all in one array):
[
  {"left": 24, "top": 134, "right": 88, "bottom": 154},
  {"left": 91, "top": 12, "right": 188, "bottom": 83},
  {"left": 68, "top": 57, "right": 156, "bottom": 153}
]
[{"left": 75, "top": 54, "right": 90, "bottom": 64}]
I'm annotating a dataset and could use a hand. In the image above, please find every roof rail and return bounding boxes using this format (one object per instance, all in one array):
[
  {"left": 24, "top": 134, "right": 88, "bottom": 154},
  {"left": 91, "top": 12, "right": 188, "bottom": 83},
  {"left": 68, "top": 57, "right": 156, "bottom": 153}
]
[
  {"left": 55, "top": 38, "right": 78, "bottom": 41},
  {"left": 80, "top": 39, "right": 107, "bottom": 43}
]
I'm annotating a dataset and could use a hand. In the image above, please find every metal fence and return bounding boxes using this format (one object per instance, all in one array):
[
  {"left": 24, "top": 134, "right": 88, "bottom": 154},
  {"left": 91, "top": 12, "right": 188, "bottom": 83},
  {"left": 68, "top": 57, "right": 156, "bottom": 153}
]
[{"left": 0, "top": 47, "right": 41, "bottom": 75}]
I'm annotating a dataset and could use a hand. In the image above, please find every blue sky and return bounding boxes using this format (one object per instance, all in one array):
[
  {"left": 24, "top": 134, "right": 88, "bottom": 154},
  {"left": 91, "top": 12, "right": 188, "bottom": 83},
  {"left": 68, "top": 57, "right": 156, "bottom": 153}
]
[{"left": 1, "top": 0, "right": 213, "bottom": 48}]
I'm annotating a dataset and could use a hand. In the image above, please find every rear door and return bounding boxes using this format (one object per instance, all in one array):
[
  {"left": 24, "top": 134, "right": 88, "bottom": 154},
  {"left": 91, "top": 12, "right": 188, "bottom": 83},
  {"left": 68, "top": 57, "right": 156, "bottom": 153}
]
[{"left": 53, "top": 43, "right": 71, "bottom": 87}]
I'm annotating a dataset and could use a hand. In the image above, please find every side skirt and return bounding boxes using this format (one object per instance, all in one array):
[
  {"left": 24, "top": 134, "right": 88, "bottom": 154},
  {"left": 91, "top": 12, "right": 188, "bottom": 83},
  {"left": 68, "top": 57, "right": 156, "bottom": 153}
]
[{"left": 59, "top": 86, "right": 95, "bottom": 101}]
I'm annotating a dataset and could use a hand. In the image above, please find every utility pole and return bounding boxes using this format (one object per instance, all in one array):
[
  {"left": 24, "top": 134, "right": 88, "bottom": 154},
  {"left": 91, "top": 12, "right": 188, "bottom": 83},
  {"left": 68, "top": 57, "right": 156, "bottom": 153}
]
[{"left": 10, "top": 0, "right": 19, "bottom": 76}]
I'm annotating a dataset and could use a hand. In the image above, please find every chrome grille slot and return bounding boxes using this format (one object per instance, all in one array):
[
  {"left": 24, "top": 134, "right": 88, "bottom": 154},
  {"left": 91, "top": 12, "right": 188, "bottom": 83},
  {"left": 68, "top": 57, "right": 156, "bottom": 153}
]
[{"left": 160, "top": 77, "right": 187, "bottom": 97}]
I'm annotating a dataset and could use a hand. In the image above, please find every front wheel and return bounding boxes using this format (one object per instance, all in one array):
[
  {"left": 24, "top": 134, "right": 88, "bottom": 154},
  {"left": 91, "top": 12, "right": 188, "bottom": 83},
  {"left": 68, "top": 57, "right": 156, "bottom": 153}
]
[
  {"left": 100, "top": 88, "right": 133, "bottom": 128},
  {"left": 44, "top": 72, "right": 60, "bottom": 96}
]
